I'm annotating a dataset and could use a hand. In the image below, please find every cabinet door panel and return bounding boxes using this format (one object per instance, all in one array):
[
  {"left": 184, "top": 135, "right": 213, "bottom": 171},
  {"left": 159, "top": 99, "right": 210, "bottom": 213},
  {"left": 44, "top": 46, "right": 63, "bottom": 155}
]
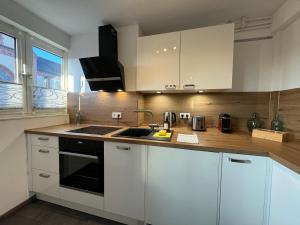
[
  {"left": 146, "top": 146, "right": 220, "bottom": 225},
  {"left": 104, "top": 142, "right": 146, "bottom": 221},
  {"left": 220, "top": 153, "right": 268, "bottom": 225},
  {"left": 137, "top": 32, "right": 180, "bottom": 91},
  {"left": 269, "top": 161, "right": 300, "bottom": 225},
  {"left": 180, "top": 24, "right": 234, "bottom": 90}
]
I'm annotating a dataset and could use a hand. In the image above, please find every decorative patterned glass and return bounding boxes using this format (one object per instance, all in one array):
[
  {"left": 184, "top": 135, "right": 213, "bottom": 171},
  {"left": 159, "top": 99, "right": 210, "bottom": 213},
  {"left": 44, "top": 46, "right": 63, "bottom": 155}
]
[
  {"left": 32, "top": 46, "right": 65, "bottom": 109},
  {"left": 33, "top": 86, "right": 67, "bottom": 109}
]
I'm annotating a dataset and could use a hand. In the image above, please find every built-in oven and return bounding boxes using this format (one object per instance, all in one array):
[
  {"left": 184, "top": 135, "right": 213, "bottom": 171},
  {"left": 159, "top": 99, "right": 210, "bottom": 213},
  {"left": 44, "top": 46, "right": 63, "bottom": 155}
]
[{"left": 59, "top": 137, "right": 104, "bottom": 195}]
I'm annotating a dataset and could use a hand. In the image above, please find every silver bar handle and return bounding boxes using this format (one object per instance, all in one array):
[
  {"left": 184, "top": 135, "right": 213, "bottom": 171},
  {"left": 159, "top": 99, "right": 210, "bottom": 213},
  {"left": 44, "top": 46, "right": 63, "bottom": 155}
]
[
  {"left": 59, "top": 151, "right": 98, "bottom": 159},
  {"left": 38, "top": 137, "right": 50, "bottom": 141},
  {"left": 116, "top": 146, "right": 131, "bottom": 151},
  {"left": 38, "top": 149, "right": 50, "bottom": 154},
  {"left": 183, "top": 84, "right": 195, "bottom": 89},
  {"left": 39, "top": 173, "right": 50, "bottom": 178},
  {"left": 229, "top": 158, "right": 252, "bottom": 164}
]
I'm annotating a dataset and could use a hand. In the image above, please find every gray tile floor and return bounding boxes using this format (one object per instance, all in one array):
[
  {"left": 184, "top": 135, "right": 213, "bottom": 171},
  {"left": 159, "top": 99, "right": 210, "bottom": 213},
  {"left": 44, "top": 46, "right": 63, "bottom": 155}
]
[{"left": 0, "top": 200, "right": 124, "bottom": 225}]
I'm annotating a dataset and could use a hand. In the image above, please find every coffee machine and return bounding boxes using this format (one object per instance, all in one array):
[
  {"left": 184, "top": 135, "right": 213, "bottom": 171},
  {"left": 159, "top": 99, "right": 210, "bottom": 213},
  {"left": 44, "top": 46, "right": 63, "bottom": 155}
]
[{"left": 218, "top": 113, "right": 231, "bottom": 133}]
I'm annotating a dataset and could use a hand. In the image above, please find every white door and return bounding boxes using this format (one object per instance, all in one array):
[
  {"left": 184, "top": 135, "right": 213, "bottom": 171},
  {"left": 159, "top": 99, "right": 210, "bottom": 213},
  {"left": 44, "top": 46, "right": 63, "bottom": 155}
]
[
  {"left": 220, "top": 153, "right": 269, "bottom": 225},
  {"left": 269, "top": 161, "right": 300, "bottom": 225},
  {"left": 104, "top": 142, "right": 146, "bottom": 221},
  {"left": 146, "top": 146, "right": 220, "bottom": 225},
  {"left": 180, "top": 24, "right": 234, "bottom": 90},
  {"left": 137, "top": 32, "right": 180, "bottom": 91}
]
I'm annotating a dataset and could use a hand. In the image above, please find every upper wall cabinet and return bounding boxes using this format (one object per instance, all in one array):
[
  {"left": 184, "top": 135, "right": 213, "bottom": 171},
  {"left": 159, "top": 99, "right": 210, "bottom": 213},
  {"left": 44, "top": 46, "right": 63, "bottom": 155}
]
[
  {"left": 137, "top": 24, "right": 234, "bottom": 91},
  {"left": 180, "top": 23, "right": 234, "bottom": 90},
  {"left": 137, "top": 32, "right": 180, "bottom": 91}
]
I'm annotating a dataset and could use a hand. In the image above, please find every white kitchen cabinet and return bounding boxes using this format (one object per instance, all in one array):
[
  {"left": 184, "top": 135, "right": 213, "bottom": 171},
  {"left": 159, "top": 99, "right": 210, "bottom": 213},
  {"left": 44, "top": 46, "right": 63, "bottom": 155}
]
[
  {"left": 220, "top": 153, "right": 269, "bottom": 225},
  {"left": 32, "top": 169, "right": 60, "bottom": 198},
  {"left": 32, "top": 145, "right": 59, "bottom": 173},
  {"left": 146, "top": 146, "right": 221, "bottom": 225},
  {"left": 180, "top": 23, "right": 234, "bottom": 90},
  {"left": 104, "top": 142, "right": 146, "bottom": 221},
  {"left": 31, "top": 134, "right": 58, "bottom": 148},
  {"left": 269, "top": 161, "right": 300, "bottom": 225},
  {"left": 137, "top": 32, "right": 180, "bottom": 91}
]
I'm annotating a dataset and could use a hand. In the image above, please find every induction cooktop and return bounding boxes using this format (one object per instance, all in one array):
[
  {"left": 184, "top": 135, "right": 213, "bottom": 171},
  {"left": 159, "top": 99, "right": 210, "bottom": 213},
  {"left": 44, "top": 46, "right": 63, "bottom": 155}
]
[{"left": 67, "top": 126, "right": 121, "bottom": 135}]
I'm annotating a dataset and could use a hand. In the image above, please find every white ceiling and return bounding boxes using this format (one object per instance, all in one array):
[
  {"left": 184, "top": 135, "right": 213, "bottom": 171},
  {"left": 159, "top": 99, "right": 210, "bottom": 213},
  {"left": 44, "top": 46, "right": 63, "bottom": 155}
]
[{"left": 13, "top": 0, "right": 285, "bottom": 36}]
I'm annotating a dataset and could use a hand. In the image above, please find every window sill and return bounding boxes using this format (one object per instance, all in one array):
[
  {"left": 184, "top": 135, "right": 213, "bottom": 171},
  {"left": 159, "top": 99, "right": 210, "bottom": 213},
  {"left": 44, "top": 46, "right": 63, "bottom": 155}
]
[{"left": 0, "top": 112, "right": 69, "bottom": 121}]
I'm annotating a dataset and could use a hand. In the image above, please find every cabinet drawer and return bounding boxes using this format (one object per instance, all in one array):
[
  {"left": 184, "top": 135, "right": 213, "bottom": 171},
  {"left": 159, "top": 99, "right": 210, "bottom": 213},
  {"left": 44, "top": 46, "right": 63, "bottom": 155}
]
[
  {"left": 32, "top": 146, "right": 59, "bottom": 173},
  {"left": 31, "top": 135, "right": 58, "bottom": 148},
  {"left": 60, "top": 187, "right": 103, "bottom": 210},
  {"left": 32, "top": 169, "right": 60, "bottom": 198}
]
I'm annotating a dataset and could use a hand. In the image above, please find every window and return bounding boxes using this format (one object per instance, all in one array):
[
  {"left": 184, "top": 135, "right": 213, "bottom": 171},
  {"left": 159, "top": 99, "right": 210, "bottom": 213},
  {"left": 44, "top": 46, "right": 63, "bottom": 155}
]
[
  {"left": 32, "top": 46, "right": 63, "bottom": 89},
  {"left": 0, "top": 20, "right": 67, "bottom": 114},
  {"left": 31, "top": 46, "right": 67, "bottom": 109},
  {"left": 0, "top": 32, "right": 18, "bottom": 83},
  {"left": 0, "top": 31, "right": 23, "bottom": 110}
]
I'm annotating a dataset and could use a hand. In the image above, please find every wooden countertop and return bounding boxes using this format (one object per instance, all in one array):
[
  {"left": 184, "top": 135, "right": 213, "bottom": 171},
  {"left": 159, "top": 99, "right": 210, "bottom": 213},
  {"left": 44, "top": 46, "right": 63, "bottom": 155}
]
[{"left": 25, "top": 124, "right": 300, "bottom": 174}]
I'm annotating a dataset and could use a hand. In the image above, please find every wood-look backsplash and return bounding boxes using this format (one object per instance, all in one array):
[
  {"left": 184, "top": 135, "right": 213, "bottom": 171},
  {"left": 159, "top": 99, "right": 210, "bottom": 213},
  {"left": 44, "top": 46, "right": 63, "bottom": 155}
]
[
  {"left": 276, "top": 88, "right": 300, "bottom": 140},
  {"left": 68, "top": 92, "right": 141, "bottom": 127},
  {"left": 142, "top": 92, "right": 270, "bottom": 132},
  {"left": 68, "top": 88, "right": 300, "bottom": 140}
]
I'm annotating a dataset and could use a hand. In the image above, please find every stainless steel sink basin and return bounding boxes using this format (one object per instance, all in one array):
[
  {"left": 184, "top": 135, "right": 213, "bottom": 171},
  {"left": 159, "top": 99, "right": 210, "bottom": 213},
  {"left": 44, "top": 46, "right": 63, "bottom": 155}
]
[{"left": 114, "top": 128, "right": 173, "bottom": 142}]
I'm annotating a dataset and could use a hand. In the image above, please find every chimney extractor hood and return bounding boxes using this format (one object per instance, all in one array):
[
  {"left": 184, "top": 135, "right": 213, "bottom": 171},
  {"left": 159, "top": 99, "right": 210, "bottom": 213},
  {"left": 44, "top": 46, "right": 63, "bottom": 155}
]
[{"left": 79, "top": 25, "right": 125, "bottom": 92}]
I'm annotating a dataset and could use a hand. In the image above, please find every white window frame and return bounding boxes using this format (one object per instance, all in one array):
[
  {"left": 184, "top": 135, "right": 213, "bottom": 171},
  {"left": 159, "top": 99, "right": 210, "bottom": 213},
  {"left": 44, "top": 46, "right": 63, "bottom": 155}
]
[
  {"left": 0, "top": 20, "right": 26, "bottom": 116},
  {"left": 26, "top": 35, "right": 68, "bottom": 115},
  {"left": 0, "top": 20, "right": 68, "bottom": 118}
]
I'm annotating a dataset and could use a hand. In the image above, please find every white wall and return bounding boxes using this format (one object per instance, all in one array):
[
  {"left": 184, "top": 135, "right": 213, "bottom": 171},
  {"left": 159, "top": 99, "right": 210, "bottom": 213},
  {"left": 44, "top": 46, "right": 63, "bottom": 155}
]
[
  {"left": 272, "top": 17, "right": 300, "bottom": 91},
  {"left": 0, "top": 0, "right": 70, "bottom": 50},
  {"left": 232, "top": 39, "right": 273, "bottom": 92},
  {"left": 0, "top": 115, "right": 69, "bottom": 216},
  {"left": 68, "top": 25, "right": 140, "bottom": 93}
]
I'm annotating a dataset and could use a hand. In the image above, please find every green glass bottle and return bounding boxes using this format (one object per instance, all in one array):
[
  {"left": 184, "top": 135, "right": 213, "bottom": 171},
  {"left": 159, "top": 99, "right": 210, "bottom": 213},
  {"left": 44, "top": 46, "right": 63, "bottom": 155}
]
[
  {"left": 271, "top": 114, "right": 283, "bottom": 131},
  {"left": 247, "top": 113, "right": 261, "bottom": 132}
]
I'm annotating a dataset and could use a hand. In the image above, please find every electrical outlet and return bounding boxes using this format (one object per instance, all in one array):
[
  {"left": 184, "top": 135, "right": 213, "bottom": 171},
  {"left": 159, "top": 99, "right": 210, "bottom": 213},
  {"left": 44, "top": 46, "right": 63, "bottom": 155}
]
[
  {"left": 180, "top": 113, "right": 191, "bottom": 119},
  {"left": 112, "top": 112, "right": 122, "bottom": 119}
]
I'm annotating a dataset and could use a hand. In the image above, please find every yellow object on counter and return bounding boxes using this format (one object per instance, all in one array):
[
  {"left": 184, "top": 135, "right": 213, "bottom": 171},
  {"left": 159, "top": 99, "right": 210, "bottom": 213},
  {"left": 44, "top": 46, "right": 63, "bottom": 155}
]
[
  {"left": 153, "top": 131, "right": 172, "bottom": 138},
  {"left": 159, "top": 130, "right": 167, "bottom": 136}
]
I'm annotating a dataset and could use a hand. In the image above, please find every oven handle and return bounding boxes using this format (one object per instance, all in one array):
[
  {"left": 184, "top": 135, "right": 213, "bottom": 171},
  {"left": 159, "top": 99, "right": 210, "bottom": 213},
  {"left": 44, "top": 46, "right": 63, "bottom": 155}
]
[{"left": 59, "top": 151, "right": 98, "bottom": 159}]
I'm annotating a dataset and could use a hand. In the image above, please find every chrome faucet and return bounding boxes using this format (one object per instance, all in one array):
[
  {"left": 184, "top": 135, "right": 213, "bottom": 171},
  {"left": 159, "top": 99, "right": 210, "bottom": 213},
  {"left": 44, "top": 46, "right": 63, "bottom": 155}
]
[{"left": 133, "top": 109, "right": 159, "bottom": 130}]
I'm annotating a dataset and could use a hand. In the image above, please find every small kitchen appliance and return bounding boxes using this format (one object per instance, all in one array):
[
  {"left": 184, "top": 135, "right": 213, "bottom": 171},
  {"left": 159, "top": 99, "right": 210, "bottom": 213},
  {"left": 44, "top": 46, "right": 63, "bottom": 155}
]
[
  {"left": 218, "top": 113, "right": 231, "bottom": 133},
  {"left": 192, "top": 116, "right": 206, "bottom": 131},
  {"left": 163, "top": 112, "right": 176, "bottom": 128}
]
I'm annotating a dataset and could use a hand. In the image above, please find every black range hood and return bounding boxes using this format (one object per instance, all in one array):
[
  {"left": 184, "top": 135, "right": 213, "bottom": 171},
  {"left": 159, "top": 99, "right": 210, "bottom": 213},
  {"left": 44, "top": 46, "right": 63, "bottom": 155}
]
[{"left": 79, "top": 25, "right": 125, "bottom": 92}]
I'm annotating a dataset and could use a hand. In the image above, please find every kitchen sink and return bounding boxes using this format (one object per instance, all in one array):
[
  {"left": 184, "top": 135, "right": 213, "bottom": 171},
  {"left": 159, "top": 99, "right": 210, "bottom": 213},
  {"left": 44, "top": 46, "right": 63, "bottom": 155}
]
[
  {"left": 114, "top": 127, "right": 173, "bottom": 142},
  {"left": 116, "top": 128, "right": 153, "bottom": 138}
]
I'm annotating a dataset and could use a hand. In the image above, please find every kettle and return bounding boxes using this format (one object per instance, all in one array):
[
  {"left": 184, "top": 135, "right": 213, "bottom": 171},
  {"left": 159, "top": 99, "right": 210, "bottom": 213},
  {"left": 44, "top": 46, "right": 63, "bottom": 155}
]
[{"left": 163, "top": 112, "right": 176, "bottom": 127}]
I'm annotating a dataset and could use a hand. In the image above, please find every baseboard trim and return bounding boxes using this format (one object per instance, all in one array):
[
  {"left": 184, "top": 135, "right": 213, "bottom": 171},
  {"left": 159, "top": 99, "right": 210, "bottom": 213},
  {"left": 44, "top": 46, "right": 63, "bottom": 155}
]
[
  {"left": 0, "top": 193, "right": 36, "bottom": 220},
  {"left": 36, "top": 194, "right": 143, "bottom": 225}
]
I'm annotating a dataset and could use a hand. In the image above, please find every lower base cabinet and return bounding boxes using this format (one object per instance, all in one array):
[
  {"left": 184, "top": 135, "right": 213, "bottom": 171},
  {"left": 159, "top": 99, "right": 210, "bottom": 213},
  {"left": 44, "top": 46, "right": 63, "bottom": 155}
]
[
  {"left": 104, "top": 142, "right": 146, "bottom": 221},
  {"left": 219, "top": 153, "right": 269, "bottom": 225},
  {"left": 269, "top": 161, "right": 300, "bottom": 225},
  {"left": 145, "top": 146, "right": 221, "bottom": 225}
]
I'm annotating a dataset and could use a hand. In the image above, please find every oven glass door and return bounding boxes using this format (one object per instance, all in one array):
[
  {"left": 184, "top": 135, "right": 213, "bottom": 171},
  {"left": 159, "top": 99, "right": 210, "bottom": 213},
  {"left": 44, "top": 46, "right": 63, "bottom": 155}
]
[{"left": 59, "top": 151, "right": 104, "bottom": 194}]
